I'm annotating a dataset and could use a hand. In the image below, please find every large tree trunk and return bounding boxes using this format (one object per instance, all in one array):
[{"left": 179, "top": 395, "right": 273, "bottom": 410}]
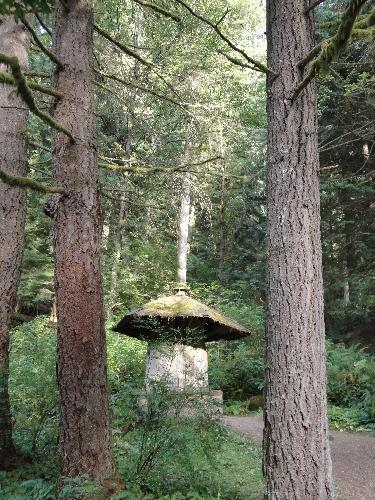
[
  {"left": 0, "top": 15, "right": 30, "bottom": 469},
  {"left": 263, "top": 1, "right": 334, "bottom": 498},
  {"left": 52, "top": 0, "right": 112, "bottom": 483}
]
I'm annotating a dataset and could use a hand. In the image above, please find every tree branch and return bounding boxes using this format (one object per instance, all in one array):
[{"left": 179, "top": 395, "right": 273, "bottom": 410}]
[
  {"left": 99, "top": 155, "right": 222, "bottom": 174},
  {"left": 0, "top": 168, "right": 64, "bottom": 194},
  {"left": 294, "top": 0, "right": 369, "bottom": 99},
  {"left": 218, "top": 50, "right": 263, "bottom": 72},
  {"left": 94, "top": 24, "right": 154, "bottom": 68},
  {"left": 95, "top": 69, "right": 188, "bottom": 110},
  {"left": 0, "top": 71, "right": 62, "bottom": 98},
  {"left": 29, "top": 140, "right": 51, "bottom": 152},
  {"left": 21, "top": 16, "right": 62, "bottom": 68},
  {"left": 24, "top": 70, "right": 51, "bottom": 78},
  {"left": 35, "top": 12, "right": 52, "bottom": 37},
  {"left": 172, "top": 0, "right": 276, "bottom": 76},
  {"left": 0, "top": 53, "right": 74, "bottom": 141},
  {"left": 305, "top": 0, "right": 326, "bottom": 14},
  {"left": 133, "top": 0, "right": 181, "bottom": 23}
]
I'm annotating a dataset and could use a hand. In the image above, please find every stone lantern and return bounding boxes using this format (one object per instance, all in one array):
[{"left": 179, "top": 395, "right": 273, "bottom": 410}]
[{"left": 113, "top": 285, "right": 250, "bottom": 409}]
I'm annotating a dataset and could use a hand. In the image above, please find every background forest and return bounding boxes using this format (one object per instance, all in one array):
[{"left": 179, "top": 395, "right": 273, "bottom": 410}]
[{"left": 1, "top": 0, "right": 375, "bottom": 498}]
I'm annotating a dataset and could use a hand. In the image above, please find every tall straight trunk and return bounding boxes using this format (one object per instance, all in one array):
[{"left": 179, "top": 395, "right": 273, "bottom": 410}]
[
  {"left": 0, "top": 15, "right": 30, "bottom": 469},
  {"left": 218, "top": 125, "right": 226, "bottom": 282},
  {"left": 177, "top": 120, "right": 193, "bottom": 284},
  {"left": 108, "top": 5, "right": 141, "bottom": 310},
  {"left": 264, "top": 1, "right": 334, "bottom": 498},
  {"left": 52, "top": 0, "right": 112, "bottom": 483}
]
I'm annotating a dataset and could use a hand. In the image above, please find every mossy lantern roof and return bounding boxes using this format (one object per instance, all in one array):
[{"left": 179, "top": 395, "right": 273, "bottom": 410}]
[{"left": 113, "top": 293, "right": 250, "bottom": 343}]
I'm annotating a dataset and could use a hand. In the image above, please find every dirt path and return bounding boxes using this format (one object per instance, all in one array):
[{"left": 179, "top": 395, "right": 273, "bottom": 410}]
[{"left": 223, "top": 415, "right": 375, "bottom": 500}]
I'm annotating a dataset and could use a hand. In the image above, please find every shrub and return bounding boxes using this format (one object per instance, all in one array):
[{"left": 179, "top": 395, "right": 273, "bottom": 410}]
[
  {"left": 9, "top": 317, "right": 58, "bottom": 456},
  {"left": 112, "top": 382, "right": 263, "bottom": 499},
  {"left": 326, "top": 340, "right": 375, "bottom": 430}
]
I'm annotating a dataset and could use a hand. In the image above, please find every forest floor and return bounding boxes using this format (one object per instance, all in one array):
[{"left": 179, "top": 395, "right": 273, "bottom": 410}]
[{"left": 223, "top": 415, "right": 375, "bottom": 500}]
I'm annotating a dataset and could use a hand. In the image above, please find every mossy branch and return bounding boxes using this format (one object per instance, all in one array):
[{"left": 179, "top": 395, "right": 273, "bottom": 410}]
[
  {"left": 24, "top": 71, "right": 51, "bottom": 78},
  {"left": 29, "top": 141, "right": 51, "bottom": 152},
  {"left": 21, "top": 16, "right": 62, "bottom": 68},
  {"left": 0, "top": 71, "right": 62, "bottom": 98},
  {"left": 94, "top": 24, "right": 154, "bottom": 68},
  {"left": 95, "top": 69, "right": 188, "bottom": 111},
  {"left": 353, "top": 5, "right": 375, "bottom": 28},
  {"left": 218, "top": 50, "right": 263, "bottom": 72},
  {"left": 0, "top": 168, "right": 64, "bottom": 194},
  {"left": 294, "top": 0, "right": 370, "bottom": 99},
  {"left": 133, "top": 0, "right": 181, "bottom": 23},
  {"left": 172, "top": 0, "right": 276, "bottom": 76},
  {"left": 0, "top": 53, "right": 74, "bottom": 141},
  {"left": 99, "top": 155, "right": 223, "bottom": 175}
]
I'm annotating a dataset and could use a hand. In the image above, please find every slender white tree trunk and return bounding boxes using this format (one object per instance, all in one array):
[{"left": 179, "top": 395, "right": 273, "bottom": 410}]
[{"left": 177, "top": 119, "right": 193, "bottom": 284}]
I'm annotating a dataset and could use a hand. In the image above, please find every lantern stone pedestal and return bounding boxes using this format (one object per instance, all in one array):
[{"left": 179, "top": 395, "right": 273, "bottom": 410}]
[{"left": 113, "top": 292, "right": 249, "bottom": 416}]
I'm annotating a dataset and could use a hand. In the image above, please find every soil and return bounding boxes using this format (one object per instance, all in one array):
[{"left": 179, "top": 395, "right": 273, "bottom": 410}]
[{"left": 223, "top": 415, "right": 375, "bottom": 500}]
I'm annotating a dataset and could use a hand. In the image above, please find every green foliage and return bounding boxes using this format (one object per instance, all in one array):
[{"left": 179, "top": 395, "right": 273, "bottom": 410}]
[
  {"left": 112, "top": 382, "right": 263, "bottom": 499},
  {"left": 224, "top": 400, "right": 249, "bottom": 416},
  {"left": 9, "top": 317, "right": 58, "bottom": 455},
  {"left": 107, "top": 327, "right": 147, "bottom": 392},
  {"left": 0, "top": 462, "right": 57, "bottom": 499},
  {"left": 0, "top": 0, "right": 52, "bottom": 15},
  {"left": 5, "top": 318, "right": 263, "bottom": 499},
  {"left": 328, "top": 404, "right": 368, "bottom": 432},
  {"left": 326, "top": 340, "right": 375, "bottom": 430},
  {"left": 209, "top": 342, "right": 264, "bottom": 401}
]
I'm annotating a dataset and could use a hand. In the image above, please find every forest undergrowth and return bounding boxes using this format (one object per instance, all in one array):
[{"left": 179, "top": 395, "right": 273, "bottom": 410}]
[{"left": 1, "top": 308, "right": 374, "bottom": 499}]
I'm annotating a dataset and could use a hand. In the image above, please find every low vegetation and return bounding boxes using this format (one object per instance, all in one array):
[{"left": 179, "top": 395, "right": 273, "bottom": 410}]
[{"left": 2, "top": 313, "right": 374, "bottom": 498}]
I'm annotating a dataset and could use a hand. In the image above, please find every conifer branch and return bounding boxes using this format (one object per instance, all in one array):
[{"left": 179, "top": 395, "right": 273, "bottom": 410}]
[
  {"left": 29, "top": 141, "right": 51, "bottom": 152},
  {"left": 0, "top": 168, "right": 64, "bottom": 194},
  {"left": 99, "top": 155, "right": 222, "bottom": 174},
  {"left": 218, "top": 50, "right": 263, "bottom": 72},
  {"left": 294, "top": 0, "right": 370, "bottom": 99},
  {"left": 133, "top": 0, "right": 181, "bottom": 23},
  {"left": 95, "top": 69, "right": 188, "bottom": 110},
  {"left": 25, "top": 71, "right": 51, "bottom": 78},
  {"left": 172, "top": 0, "right": 276, "bottom": 76},
  {"left": 94, "top": 24, "right": 183, "bottom": 101},
  {"left": 21, "top": 16, "right": 62, "bottom": 68},
  {"left": 94, "top": 24, "right": 153, "bottom": 68},
  {"left": 0, "top": 53, "right": 74, "bottom": 141},
  {"left": 35, "top": 12, "right": 52, "bottom": 37},
  {"left": 353, "top": 5, "right": 375, "bottom": 28},
  {"left": 0, "top": 71, "right": 62, "bottom": 98}
]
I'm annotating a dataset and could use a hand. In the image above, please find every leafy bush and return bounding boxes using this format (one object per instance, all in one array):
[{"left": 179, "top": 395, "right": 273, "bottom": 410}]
[
  {"left": 112, "top": 383, "right": 263, "bottom": 499},
  {"left": 224, "top": 400, "right": 250, "bottom": 416},
  {"left": 9, "top": 317, "right": 58, "bottom": 456},
  {"left": 328, "top": 405, "right": 367, "bottom": 432},
  {"left": 208, "top": 342, "right": 264, "bottom": 401},
  {"left": 6, "top": 317, "right": 263, "bottom": 499},
  {"left": 326, "top": 340, "right": 375, "bottom": 430}
]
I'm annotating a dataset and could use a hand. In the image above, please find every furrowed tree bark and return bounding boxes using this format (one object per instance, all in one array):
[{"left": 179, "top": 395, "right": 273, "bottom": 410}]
[
  {"left": 52, "top": 0, "right": 112, "bottom": 484},
  {"left": 0, "top": 15, "right": 30, "bottom": 469},
  {"left": 264, "top": 1, "right": 334, "bottom": 498}
]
